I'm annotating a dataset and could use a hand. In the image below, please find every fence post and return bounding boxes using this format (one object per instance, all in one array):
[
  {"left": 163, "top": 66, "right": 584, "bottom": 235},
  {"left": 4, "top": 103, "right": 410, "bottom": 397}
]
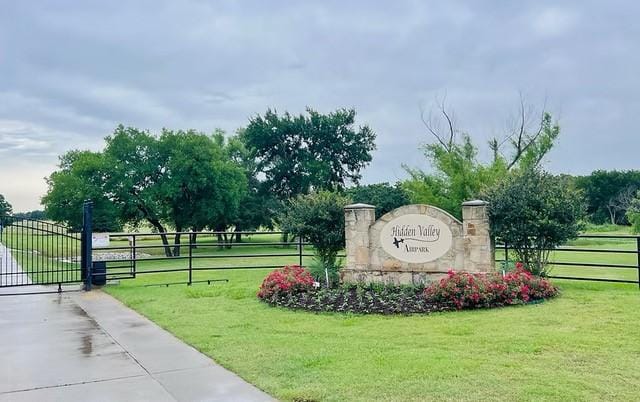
[
  {"left": 636, "top": 237, "right": 640, "bottom": 290},
  {"left": 188, "top": 231, "right": 193, "bottom": 286},
  {"left": 298, "top": 235, "right": 303, "bottom": 267},
  {"left": 131, "top": 235, "right": 137, "bottom": 278},
  {"left": 504, "top": 241, "right": 508, "bottom": 267},
  {"left": 82, "top": 201, "right": 93, "bottom": 291}
]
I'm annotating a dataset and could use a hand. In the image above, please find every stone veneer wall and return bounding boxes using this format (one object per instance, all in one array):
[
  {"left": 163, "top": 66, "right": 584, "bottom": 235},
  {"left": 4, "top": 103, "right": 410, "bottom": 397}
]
[{"left": 341, "top": 201, "right": 494, "bottom": 285}]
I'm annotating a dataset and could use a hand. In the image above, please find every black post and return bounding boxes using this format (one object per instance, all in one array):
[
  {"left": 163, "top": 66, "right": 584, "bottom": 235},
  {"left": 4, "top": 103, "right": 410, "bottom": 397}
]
[
  {"left": 298, "top": 235, "right": 303, "bottom": 267},
  {"left": 188, "top": 231, "right": 193, "bottom": 285},
  {"left": 636, "top": 237, "right": 640, "bottom": 290},
  {"left": 504, "top": 241, "right": 509, "bottom": 268},
  {"left": 81, "top": 221, "right": 86, "bottom": 282},
  {"left": 132, "top": 235, "right": 137, "bottom": 278},
  {"left": 82, "top": 201, "right": 93, "bottom": 291}
]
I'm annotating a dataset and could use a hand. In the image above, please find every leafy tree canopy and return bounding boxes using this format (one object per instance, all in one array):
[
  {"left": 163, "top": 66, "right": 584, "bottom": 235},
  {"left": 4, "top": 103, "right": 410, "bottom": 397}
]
[
  {"left": 403, "top": 98, "right": 560, "bottom": 219},
  {"left": 42, "top": 150, "right": 122, "bottom": 232},
  {"left": 403, "top": 135, "right": 508, "bottom": 219},
  {"left": 225, "top": 131, "right": 281, "bottom": 233},
  {"left": 575, "top": 170, "right": 640, "bottom": 225},
  {"left": 241, "top": 107, "right": 376, "bottom": 200},
  {"left": 43, "top": 125, "right": 247, "bottom": 255},
  {"left": 346, "top": 182, "right": 409, "bottom": 218}
]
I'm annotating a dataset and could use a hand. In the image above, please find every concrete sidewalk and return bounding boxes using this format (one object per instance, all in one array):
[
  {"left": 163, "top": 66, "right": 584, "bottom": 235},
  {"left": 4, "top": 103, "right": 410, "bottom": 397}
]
[{"left": 0, "top": 288, "right": 274, "bottom": 401}]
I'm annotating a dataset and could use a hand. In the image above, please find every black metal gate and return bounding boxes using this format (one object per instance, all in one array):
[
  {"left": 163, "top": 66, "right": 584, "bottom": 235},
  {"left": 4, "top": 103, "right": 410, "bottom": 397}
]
[
  {"left": 0, "top": 216, "right": 81, "bottom": 288},
  {"left": 0, "top": 202, "right": 93, "bottom": 290}
]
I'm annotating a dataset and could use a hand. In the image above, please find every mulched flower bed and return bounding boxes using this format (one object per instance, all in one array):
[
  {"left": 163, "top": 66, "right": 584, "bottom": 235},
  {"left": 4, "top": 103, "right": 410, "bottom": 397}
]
[
  {"left": 258, "top": 265, "right": 558, "bottom": 315},
  {"left": 262, "top": 284, "right": 452, "bottom": 314}
]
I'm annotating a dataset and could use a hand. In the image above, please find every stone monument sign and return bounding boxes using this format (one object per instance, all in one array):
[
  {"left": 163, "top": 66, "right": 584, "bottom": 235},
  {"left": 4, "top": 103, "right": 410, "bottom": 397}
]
[{"left": 342, "top": 201, "right": 494, "bottom": 285}]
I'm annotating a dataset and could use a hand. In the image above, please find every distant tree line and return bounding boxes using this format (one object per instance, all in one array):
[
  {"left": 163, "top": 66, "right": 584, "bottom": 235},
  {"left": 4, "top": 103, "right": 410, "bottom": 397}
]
[
  {"left": 13, "top": 210, "right": 47, "bottom": 220},
  {"left": 573, "top": 170, "right": 640, "bottom": 225},
  {"left": 0, "top": 194, "right": 47, "bottom": 220}
]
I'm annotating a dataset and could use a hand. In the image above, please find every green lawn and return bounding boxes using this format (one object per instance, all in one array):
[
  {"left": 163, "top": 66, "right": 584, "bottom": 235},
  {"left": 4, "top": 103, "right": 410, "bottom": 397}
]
[
  {"left": 5, "top": 225, "right": 640, "bottom": 400},
  {"left": 105, "top": 265, "right": 640, "bottom": 401}
]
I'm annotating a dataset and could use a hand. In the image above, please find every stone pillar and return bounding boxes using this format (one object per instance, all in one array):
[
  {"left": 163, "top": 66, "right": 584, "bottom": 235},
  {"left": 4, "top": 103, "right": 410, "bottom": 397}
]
[
  {"left": 462, "top": 200, "right": 494, "bottom": 272},
  {"left": 343, "top": 203, "right": 376, "bottom": 275}
]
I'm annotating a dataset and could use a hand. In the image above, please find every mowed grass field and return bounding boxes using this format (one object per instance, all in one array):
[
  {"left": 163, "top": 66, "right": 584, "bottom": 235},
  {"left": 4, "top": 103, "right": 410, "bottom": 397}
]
[{"left": 97, "top": 231, "right": 640, "bottom": 402}]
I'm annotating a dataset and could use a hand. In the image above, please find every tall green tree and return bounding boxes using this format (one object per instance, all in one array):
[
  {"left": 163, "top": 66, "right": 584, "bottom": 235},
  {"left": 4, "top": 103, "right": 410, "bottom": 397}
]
[
  {"left": 101, "top": 126, "right": 247, "bottom": 255},
  {"left": 0, "top": 194, "right": 12, "bottom": 216},
  {"left": 225, "top": 132, "right": 280, "bottom": 241},
  {"left": 404, "top": 98, "right": 560, "bottom": 219},
  {"left": 100, "top": 126, "right": 169, "bottom": 248},
  {"left": 241, "top": 107, "right": 376, "bottom": 200},
  {"left": 43, "top": 125, "right": 247, "bottom": 256},
  {"left": 157, "top": 129, "right": 247, "bottom": 254}
]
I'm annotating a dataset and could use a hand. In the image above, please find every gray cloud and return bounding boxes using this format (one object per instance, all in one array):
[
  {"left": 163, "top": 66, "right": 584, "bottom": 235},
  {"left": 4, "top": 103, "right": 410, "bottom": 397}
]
[{"left": 0, "top": 0, "right": 638, "bottom": 211}]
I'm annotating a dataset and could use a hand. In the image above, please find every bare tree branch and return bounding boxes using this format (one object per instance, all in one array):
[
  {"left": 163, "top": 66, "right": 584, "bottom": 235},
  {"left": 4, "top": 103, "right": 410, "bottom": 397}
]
[
  {"left": 419, "top": 95, "right": 456, "bottom": 152},
  {"left": 420, "top": 92, "right": 555, "bottom": 171},
  {"left": 500, "top": 93, "right": 549, "bottom": 170}
]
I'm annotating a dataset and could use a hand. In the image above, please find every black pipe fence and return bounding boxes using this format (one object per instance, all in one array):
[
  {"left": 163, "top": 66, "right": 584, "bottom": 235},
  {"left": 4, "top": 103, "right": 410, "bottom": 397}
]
[
  {"left": 90, "top": 230, "right": 318, "bottom": 285},
  {"left": 496, "top": 234, "right": 640, "bottom": 288},
  {"left": 95, "top": 231, "right": 640, "bottom": 288}
]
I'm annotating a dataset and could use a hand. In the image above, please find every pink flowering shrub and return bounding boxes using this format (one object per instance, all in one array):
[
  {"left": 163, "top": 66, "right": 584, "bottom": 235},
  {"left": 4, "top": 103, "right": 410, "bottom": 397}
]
[
  {"left": 424, "top": 264, "right": 558, "bottom": 310},
  {"left": 257, "top": 265, "right": 315, "bottom": 300}
]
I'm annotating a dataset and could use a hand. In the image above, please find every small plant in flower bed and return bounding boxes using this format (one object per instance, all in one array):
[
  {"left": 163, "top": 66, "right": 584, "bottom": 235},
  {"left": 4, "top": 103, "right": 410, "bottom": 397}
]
[{"left": 258, "top": 264, "right": 558, "bottom": 314}]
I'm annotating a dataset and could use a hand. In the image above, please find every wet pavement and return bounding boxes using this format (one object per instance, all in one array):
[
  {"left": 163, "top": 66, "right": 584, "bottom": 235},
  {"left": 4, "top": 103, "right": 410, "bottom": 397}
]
[
  {"left": 0, "top": 244, "right": 30, "bottom": 287},
  {"left": 0, "top": 287, "right": 273, "bottom": 401}
]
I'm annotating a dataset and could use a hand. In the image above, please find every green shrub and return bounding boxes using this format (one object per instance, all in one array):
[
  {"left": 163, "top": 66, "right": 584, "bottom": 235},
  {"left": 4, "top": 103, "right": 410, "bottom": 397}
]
[
  {"left": 486, "top": 169, "right": 584, "bottom": 275},
  {"left": 278, "top": 191, "right": 350, "bottom": 277}
]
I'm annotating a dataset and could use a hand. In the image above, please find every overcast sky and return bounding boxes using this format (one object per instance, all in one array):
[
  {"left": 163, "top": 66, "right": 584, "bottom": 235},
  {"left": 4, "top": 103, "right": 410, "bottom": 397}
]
[{"left": 1, "top": 1, "right": 638, "bottom": 211}]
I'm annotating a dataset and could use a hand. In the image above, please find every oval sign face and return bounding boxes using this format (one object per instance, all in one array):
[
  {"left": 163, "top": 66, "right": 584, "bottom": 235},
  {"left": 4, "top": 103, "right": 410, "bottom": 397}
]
[{"left": 380, "top": 214, "right": 453, "bottom": 263}]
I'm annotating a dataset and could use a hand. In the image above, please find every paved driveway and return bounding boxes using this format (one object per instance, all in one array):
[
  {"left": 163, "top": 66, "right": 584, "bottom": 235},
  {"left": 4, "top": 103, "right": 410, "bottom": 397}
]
[{"left": 0, "top": 286, "right": 273, "bottom": 401}]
